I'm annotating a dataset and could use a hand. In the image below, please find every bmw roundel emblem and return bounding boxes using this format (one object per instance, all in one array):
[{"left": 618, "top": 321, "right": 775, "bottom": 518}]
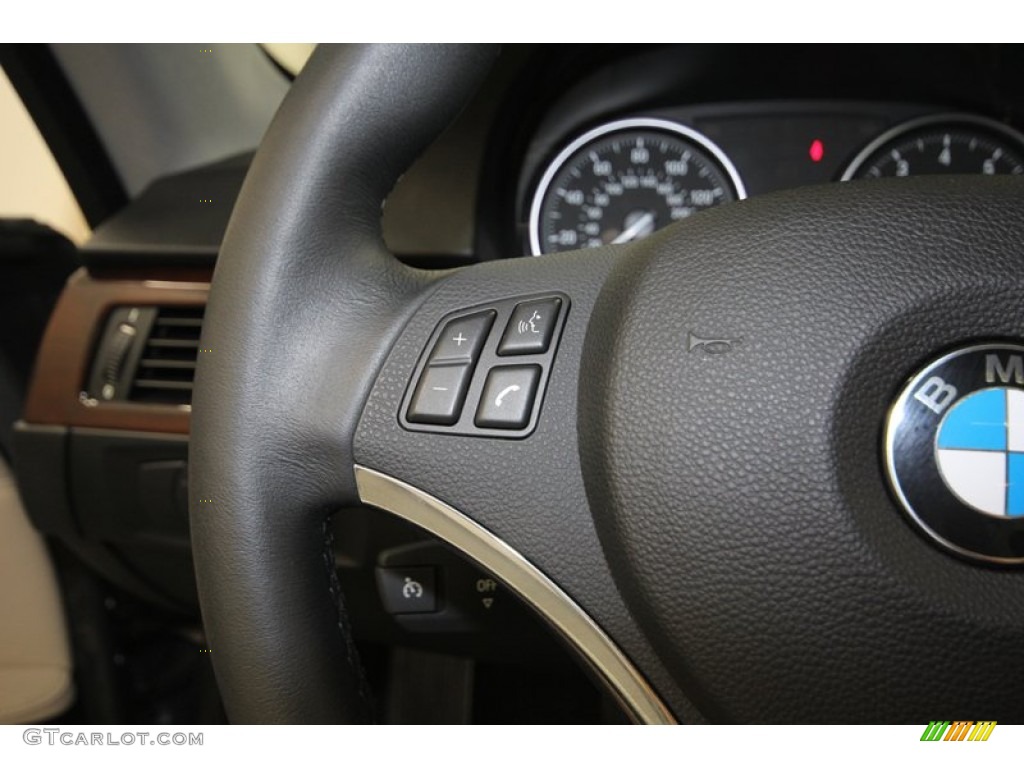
[{"left": 885, "top": 343, "right": 1024, "bottom": 563}]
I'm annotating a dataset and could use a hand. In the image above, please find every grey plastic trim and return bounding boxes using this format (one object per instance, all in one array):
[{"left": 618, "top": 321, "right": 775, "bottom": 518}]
[
  {"left": 528, "top": 116, "right": 747, "bottom": 257},
  {"left": 52, "top": 44, "right": 289, "bottom": 197},
  {"left": 354, "top": 464, "right": 677, "bottom": 724}
]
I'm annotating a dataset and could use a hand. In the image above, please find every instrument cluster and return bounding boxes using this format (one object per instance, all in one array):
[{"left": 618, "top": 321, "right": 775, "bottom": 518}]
[{"left": 523, "top": 104, "right": 1024, "bottom": 256}]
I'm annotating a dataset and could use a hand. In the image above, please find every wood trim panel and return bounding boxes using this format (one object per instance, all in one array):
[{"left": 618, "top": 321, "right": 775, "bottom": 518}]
[{"left": 23, "top": 268, "right": 209, "bottom": 434}]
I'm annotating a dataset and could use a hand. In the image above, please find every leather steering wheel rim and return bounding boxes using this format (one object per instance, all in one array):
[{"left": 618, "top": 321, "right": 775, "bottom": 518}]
[{"left": 190, "top": 45, "right": 498, "bottom": 723}]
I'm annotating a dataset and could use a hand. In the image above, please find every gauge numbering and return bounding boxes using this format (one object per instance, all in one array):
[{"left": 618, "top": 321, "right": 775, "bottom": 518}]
[
  {"left": 528, "top": 118, "right": 746, "bottom": 256},
  {"left": 841, "top": 113, "right": 1024, "bottom": 181}
]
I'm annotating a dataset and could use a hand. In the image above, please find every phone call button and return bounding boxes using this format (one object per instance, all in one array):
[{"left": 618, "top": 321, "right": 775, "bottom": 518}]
[{"left": 475, "top": 365, "right": 541, "bottom": 429}]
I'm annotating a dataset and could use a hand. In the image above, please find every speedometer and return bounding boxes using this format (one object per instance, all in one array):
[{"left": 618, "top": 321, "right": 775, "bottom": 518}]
[
  {"left": 841, "top": 114, "right": 1024, "bottom": 180},
  {"left": 528, "top": 118, "right": 745, "bottom": 256}
]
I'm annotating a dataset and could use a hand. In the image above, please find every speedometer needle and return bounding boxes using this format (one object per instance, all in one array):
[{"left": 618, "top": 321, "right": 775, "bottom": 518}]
[{"left": 611, "top": 211, "right": 656, "bottom": 244}]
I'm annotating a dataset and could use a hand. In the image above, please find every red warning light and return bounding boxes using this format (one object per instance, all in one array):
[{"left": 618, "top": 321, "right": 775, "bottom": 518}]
[{"left": 809, "top": 139, "right": 825, "bottom": 163}]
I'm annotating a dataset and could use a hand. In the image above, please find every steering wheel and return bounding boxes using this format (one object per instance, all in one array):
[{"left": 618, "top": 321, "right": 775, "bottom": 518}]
[{"left": 190, "top": 44, "right": 1024, "bottom": 723}]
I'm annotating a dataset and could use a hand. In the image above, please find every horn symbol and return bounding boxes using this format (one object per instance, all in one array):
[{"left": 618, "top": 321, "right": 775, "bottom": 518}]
[{"left": 687, "top": 332, "right": 741, "bottom": 354}]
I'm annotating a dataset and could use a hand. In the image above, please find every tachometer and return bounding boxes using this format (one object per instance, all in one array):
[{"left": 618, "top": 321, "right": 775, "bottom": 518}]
[
  {"left": 528, "top": 118, "right": 745, "bottom": 256},
  {"left": 841, "top": 114, "right": 1024, "bottom": 180}
]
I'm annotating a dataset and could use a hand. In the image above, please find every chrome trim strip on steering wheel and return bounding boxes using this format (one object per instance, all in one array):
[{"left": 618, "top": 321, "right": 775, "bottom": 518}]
[{"left": 354, "top": 465, "right": 677, "bottom": 725}]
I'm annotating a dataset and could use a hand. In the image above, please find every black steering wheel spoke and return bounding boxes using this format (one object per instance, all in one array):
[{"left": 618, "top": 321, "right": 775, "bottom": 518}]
[{"left": 352, "top": 246, "right": 686, "bottom": 723}]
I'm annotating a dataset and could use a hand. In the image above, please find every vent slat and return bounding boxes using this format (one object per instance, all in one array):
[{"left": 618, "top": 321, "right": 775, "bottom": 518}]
[
  {"left": 154, "top": 317, "right": 203, "bottom": 329},
  {"left": 146, "top": 338, "right": 199, "bottom": 349},
  {"left": 134, "top": 379, "right": 194, "bottom": 391},
  {"left": 128, "top": 306, "right": 204, "bottom": 406},
  {"left": 139, "top": 359, "right": 197, "bottom": 370}
]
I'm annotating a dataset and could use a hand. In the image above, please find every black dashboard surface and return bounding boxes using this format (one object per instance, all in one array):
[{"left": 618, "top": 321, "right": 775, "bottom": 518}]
[{"left": 79, "top": 44, "right": 1024, "bottom": 271}]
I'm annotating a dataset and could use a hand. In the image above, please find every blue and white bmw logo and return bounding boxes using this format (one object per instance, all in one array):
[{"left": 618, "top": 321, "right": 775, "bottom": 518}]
[{"left": 885, "top": 343, "right": 1024, "bottom": 563}]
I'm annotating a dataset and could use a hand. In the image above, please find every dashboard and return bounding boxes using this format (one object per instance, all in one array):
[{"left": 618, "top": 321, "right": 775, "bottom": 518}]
[{"left": 55, "top": 44, "right": 1024, "bottom": 271}]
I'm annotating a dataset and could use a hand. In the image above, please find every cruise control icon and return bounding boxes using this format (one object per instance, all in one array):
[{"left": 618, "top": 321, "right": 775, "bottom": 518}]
[{"left": 402, "top": 577, "right": 424, "bottom": 600}]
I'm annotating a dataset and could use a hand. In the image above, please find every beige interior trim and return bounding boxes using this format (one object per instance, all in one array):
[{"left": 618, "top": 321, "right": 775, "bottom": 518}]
[
  {"left": 0, "top": 66, "right": 89, "bottom": 244},
  {"left": 355, "top": 464, "right": 677, "bottom": 724},
  {"left": 0, "top": 459, "right": 73, "bottom": 723}
]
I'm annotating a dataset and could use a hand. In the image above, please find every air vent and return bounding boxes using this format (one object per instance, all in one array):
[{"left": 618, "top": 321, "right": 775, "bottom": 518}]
[{"left": 129, "top": 306, "right": 204, "bottom": 405}]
